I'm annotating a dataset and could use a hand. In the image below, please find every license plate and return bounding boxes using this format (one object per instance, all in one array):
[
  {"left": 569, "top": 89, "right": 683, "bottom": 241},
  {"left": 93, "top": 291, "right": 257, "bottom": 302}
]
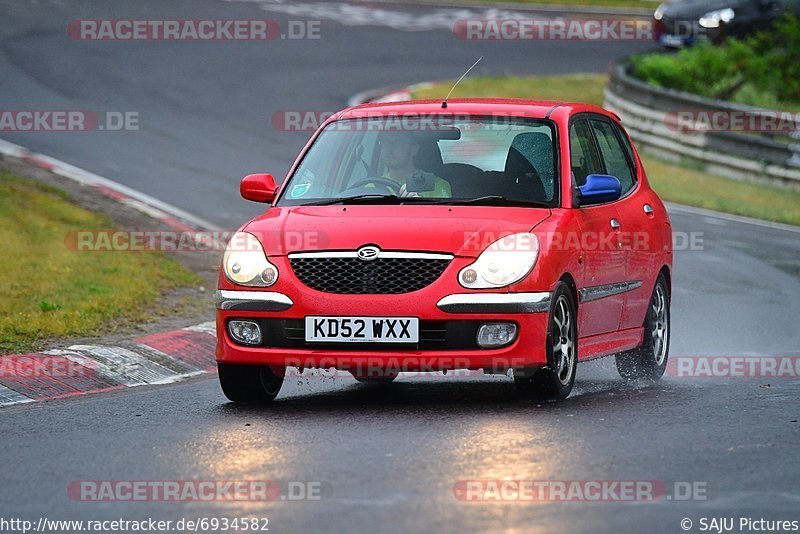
[{"left": 304, "top": 316, "right": 419, "bottom": 343}]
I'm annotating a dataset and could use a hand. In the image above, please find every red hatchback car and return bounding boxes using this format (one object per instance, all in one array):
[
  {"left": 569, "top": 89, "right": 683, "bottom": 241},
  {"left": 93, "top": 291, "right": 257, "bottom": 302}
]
[{"left": 215, "top": 99, "right": 672, "bottom": 402}]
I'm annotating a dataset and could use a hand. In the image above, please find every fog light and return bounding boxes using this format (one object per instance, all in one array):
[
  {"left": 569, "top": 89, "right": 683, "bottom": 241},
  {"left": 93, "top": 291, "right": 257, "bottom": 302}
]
[
  {"left": 461, "top": 268, "right": 478, "bottom": 285},
  {"left": 476, "top": 323, "right": 518, "bottom": 348},
  {"left": 260, "top": 266, "right": 278, "bottom": 285},
  {"left": 228, "top": 320, "right": 262, "bottom": 346}
]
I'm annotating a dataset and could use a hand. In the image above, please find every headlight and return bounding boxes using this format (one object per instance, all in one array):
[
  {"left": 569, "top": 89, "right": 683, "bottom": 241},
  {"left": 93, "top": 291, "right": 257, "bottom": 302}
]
[
  {"left": 699, "top": 7, "right": 734, "bottom": 28},
  {"left": 222, "top": 232, "right": 278, "bottom": 287},
  {"left": 459, "top": 233, "right": 539, "bottom": 289},
  {"left": 654, "top": 3, "right": 665, "bottom": 20}
]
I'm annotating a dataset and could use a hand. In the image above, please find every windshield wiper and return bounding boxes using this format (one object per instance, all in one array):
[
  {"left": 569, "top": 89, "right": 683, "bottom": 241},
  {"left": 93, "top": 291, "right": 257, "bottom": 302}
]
[
  {"left": 441, "top": 196, "right": 551, "bottom": 208},
  {"left": 304, "top": 194, "right": 402, "bottom": 206}
]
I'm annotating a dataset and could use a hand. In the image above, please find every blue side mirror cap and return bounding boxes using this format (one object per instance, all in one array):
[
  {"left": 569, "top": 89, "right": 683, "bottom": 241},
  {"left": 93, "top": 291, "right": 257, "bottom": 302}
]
[{"left": 578, "top": 174, "right": 622, "bottom": 205}]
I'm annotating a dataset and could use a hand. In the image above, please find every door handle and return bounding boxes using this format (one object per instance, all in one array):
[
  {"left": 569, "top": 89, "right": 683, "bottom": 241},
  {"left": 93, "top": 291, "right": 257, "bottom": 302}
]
[
  {"left": 643, "top": 204, "right": 654, "bottom": 215},
  {"left": 610, "top": 218, "right": 621, "bottom": 229}
]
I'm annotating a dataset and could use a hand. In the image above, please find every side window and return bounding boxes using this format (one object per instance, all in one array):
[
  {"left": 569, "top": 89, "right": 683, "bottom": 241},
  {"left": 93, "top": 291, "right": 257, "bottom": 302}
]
[
  {"left": 613, "top": 122, "right": 636, "bottom": 170},
  {"left": 590, "top": 119, "right": 635, "bottom": 194},
  {"left": 568, "top": 118, "right": 603, "bottom": 186}
]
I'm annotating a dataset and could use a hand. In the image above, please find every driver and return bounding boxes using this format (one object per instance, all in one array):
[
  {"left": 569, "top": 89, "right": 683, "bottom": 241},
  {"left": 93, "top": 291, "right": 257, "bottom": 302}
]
[{"left": 376, "top": 133, "right": 451, "bottom": 198}]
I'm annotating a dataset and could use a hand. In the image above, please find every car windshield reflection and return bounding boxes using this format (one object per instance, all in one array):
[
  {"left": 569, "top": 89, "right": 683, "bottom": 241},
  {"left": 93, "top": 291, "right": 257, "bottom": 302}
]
[{"left": 277, "top": 116, "right": 558, "bottom": 207}]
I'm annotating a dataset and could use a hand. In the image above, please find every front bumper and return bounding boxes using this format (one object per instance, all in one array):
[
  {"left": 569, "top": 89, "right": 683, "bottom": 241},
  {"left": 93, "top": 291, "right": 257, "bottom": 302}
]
[{"left": 215, "top": 289, "right": 552, "bottom": 372}]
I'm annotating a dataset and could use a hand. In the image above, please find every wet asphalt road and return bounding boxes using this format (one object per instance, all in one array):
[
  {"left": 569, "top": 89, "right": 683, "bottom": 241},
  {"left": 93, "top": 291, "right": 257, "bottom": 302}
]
[{"left": 1, "top": 0, "right": 799, "bottom": 532}]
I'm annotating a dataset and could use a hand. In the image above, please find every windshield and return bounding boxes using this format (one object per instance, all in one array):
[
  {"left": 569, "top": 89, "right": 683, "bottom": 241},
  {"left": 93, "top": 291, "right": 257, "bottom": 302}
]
[{"left": 276, "top": 115, "right": 558, "bottom": 207}]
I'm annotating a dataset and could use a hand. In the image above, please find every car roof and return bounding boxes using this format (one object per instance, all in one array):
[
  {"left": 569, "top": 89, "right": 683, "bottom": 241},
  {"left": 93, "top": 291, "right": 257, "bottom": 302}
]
[{"left": 336, "top": 98, "right": 614, "bottom": 121}]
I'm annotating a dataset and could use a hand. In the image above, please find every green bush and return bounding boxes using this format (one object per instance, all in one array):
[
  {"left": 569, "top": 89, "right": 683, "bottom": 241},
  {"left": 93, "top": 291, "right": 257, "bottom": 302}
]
[
  {"left": 749, "top": 15, "right": 800, "bottom": 103},
  {"left": 631, "top": 14, "right": 800, "bottom": 109}
]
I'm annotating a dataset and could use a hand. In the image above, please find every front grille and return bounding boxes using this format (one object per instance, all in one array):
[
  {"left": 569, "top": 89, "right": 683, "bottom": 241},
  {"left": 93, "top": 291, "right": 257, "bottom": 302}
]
[
  {"left": 289, "top": 254, "right": 451, "bottom": 294},
  {"left": 253, "top": 319, "right": 483, "bottom": 350}
]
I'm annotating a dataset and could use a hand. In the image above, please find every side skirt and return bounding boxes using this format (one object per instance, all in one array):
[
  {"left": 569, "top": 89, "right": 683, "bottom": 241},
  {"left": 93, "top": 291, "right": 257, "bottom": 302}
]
[{"left": 578, "top": 327, "right": 643, "bottom": 361}]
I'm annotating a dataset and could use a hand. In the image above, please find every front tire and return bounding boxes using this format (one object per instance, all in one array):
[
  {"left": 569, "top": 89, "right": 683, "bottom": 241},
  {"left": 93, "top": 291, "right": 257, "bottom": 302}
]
[
  {"left": 218, "top": 363, "right": 284, "bottom": 403},
  {"left": 515, "top": 281, "right": 577, "bottom": 401},
  {"left": 615, "top": 273, "right": 670, "bottom": 381}
]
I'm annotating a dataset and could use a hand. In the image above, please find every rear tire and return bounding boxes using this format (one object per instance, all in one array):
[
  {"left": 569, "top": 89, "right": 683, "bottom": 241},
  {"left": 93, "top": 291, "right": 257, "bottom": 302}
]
[
  {"left": 218, "top": 363, "right": 284, "bottom": 403},
  {"left": 616, "top": 273, "right": 670, "bottom": 381},
  {"left": 515, "top": 281, "right": 577, "bottom": 401}
]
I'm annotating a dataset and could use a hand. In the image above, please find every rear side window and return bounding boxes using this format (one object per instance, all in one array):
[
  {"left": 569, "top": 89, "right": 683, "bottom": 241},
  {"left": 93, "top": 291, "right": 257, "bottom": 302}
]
[
  {"left": 568, "top": 118, "right": 603, "bottom": 187},
  {"left": 590, "top": 119, "right": 635, "bottom": 194},
  {"left": 613, "top": 122, "right": 636, "bottom": 169}
]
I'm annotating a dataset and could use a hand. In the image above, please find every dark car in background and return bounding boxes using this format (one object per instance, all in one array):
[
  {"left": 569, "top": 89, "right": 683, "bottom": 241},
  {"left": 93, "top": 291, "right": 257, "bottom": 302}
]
[{"left": 653, "top": 0, "right": 800, "bottom": 46}]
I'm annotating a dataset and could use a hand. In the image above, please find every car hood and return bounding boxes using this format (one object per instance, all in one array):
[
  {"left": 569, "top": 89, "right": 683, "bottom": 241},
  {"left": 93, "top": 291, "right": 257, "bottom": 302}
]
[
  {"left": 660, "top": 0, "right": 745, "bottom": 19},
  {"left": 244, "top": 205, "right": 551, "bottom": 258}
]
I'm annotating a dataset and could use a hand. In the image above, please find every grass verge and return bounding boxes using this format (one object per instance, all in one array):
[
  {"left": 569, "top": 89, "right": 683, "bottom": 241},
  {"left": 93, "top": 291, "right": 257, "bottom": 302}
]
[
  {"left": 0, "top": 171, "right": 200, "bottom": 354},
  {"left": 414, "top": 74, "right": 608, "bottom": 104},
  {"left": 412, "top": 75, "right": 800, "bottom": 226}
]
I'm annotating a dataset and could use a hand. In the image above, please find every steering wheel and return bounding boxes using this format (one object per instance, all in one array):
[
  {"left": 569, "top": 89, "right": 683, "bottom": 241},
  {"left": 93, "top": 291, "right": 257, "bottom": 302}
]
[{"left": 342, "top": 176, "right": 399, "bottom": 194}]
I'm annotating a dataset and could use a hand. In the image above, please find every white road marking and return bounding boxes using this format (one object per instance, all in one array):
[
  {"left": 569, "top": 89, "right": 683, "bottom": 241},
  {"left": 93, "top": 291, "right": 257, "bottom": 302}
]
[
  {"left": 373, "top": 90, "right": 412, "bottom": 103},
  {"left": 0, "top": 138, "right": 27, "bottom": 158},
  {"left": 229, "top": 0, "right": 555, "bottom": 31},
  {"left": 0, "top": 385, "right": 34, "bottom": 407},
  {"left": 702, "top": 216, "right": 728, "bottom": 227},
  {"left": 66, "top": 345, "right": 192, "bottom": 386},
  {"left": 665, "top": 202, "right": 800, "bottom": 235},
  {"left": 49, "top": 349, "right": 144, "bottom": 388},
  {"left": 720, "top": 240, "right": 751, "bottom": 250},
  {"left": 0, "top": 324, "right": 215, "bottom": 408},
  {"left": 128, "top": 343, "right": 206, "bottom": 374},
  {"left": 184, "top": 321, "right": 217, "bottom": 335},
  {"left": 0, "top": 137, "right": 221, "bottom": 233},
  {"left": 22, "top": 153, "right": 221, "bottom": 231}
]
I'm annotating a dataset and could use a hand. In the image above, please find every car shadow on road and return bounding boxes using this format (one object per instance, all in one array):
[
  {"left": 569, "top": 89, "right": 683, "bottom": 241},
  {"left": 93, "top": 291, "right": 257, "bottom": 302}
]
[{"left": 211, "top": 376, "right": 689, "bottom": 418}]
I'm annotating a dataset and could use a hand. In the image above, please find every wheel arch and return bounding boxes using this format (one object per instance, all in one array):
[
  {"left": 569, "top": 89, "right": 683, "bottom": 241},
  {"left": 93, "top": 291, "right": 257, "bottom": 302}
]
[
  {"left": 658, "top": 265, "right": 671, "bottom": 296},
  {"left": 558, "top": 272, "right": 579, "bottom": 308}
]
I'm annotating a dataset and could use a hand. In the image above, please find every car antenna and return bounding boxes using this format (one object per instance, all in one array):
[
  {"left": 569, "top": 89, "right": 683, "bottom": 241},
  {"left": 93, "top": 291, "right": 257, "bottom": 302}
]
[{"left": 441, "top": 56, "right": 483, "bottom": 109}]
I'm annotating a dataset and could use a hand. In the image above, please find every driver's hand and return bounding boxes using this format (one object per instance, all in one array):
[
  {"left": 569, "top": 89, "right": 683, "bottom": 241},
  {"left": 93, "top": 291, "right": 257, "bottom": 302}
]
[{"left": 398, "top": 184, "right": 420, "bottom": 198}]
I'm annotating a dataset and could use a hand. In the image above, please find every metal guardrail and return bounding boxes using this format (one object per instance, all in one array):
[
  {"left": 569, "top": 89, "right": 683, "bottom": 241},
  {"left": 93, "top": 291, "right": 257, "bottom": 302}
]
[{"left": 604, "top": 61, "right": 800, "bottom": 190}]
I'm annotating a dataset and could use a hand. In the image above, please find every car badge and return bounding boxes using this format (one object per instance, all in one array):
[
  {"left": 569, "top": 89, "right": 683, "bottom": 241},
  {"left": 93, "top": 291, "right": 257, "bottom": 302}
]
[{"left": 357, "top": 245, "right": 380, "bottom": 261}]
